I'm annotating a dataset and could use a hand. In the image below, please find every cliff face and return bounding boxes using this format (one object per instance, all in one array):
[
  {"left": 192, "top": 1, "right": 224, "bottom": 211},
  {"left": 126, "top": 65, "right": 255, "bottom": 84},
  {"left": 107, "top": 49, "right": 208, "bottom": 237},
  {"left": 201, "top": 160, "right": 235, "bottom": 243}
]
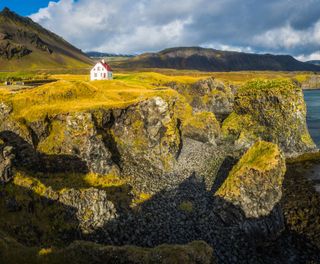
[
  {"left": 0, "top": 76, "right": 319, "bottom": 263},
  {"left": 222, "top": 79, "right": 316, "bottom": 156},
  {"left": 0, "top": 95, "right": 223, "bottom": 194},
  {"left": 301, "top": 75, "right": 320, "bottom": 89},
  {"left": 168, "top": 77, "right": 235, "bottom": 121}
]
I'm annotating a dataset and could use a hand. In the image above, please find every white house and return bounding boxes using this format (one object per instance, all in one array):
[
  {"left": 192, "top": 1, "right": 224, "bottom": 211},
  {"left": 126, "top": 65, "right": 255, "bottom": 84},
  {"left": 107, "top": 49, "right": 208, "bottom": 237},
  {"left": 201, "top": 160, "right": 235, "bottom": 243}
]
[{"left": 90, "top": 60, "right": 113, "bottom": 81}]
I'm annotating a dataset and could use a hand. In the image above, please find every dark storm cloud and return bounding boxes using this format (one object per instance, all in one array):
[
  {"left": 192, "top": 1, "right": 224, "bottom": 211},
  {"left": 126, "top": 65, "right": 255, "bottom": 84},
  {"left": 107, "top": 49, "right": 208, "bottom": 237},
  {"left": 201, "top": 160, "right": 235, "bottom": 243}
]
[{"left": 30, "top": 0, "right": 320, "bottom": 60}]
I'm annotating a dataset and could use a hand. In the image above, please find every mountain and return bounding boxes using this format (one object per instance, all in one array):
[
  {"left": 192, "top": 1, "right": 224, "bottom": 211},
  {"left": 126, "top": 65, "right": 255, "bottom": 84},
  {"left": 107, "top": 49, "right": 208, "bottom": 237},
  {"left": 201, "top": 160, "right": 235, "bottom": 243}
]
[
  {"left": 306, "top": 60, "right": 320, "bottom": 66},
  {"left": 86, "top": 51, "right": 133, "bottom": 58},
  {"left": 116, "top": 47, "right": 320, "bottom": 72},
  {"left": 0, "top": 7, "right": 93, "bottom": 71}
]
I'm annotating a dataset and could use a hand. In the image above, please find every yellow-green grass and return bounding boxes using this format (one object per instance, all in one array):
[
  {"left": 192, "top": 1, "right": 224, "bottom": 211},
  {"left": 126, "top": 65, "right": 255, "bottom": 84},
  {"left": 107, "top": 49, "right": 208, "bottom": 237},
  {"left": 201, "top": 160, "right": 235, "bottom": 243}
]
[
  {"left": 111, "top": 68, "right": 316, "bottom": 85},
  {"left": 216, "top": 141, "right": 284, "bottom": 198},
  {"left": 1, "top": 71, "right": 311, "bottom": 124},
  {"left": 0, "top": 73, "right": 183, "bottom": 122}
]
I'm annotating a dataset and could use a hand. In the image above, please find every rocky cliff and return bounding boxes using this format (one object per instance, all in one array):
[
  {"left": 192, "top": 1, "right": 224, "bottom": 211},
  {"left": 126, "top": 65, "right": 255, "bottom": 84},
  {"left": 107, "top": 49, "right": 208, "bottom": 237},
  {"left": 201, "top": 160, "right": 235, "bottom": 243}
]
[
  {"left": 301, "top": 74, "right": 320, "bottom": 89},
  {"left": 222, "top": 79, "right": 316, "bottom": 156},
  {"left": 0, "top": 75, "right": 319, "bottom": 263}
]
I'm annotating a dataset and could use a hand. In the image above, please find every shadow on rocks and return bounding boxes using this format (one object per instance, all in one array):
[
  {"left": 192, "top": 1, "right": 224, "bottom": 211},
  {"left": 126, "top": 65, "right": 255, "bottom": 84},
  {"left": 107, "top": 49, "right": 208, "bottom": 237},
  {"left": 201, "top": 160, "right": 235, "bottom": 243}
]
[
  {"left": 0, "top": 130, "right": 89, "bottom": 174},
  {"left": 85, "top": 173, "right": 320, "bottom": 264}
]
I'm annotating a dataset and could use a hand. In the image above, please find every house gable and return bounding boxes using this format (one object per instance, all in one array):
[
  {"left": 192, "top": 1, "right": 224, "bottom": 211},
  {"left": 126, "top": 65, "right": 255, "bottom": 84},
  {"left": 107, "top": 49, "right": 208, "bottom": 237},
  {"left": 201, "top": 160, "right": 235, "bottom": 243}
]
[{"left": 90, "top": 60, "right": 113, "bottom": 81}]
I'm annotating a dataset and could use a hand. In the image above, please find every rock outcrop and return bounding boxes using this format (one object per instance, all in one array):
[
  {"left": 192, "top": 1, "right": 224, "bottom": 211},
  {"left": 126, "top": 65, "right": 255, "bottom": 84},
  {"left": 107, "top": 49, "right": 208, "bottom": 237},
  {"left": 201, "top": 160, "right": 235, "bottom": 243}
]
[
  {"left": 215, "top": 141, "right": 286, "bottom": 241},
  {"left": 38, "top": 113, "right": 120, "bottom": 175},
  {"left": 0, "top": 39, "right": 32, "bottom": 59},
  {"left": 1, "top": 75, "right": 319, "bottom": 263},
  {"left": 169, "top": 77, "right": 235, "bottom": 121},
  {"left": 222, "top": 79, "right": 317, "bottom": 156},
  {"left": 0, "top": 230, "right": 215, "bottom": 264},
  {"left": 112, "top": 97, "right": 181, "bottom": 178},
  {"left": 0, "top": 145, "right": 15, "bottom": 184},
  {"left": 57, "top": 188, "right": 118, "bottom": 234},
  {"left": 300, "top": 74, "right": 320, "bottom": 89}
]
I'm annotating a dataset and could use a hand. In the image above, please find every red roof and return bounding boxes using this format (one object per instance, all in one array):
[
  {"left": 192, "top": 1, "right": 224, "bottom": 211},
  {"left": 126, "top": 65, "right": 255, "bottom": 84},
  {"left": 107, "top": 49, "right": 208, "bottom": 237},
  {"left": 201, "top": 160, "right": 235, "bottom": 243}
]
[{"left": 101, "top": 61, "right": 112, "bottom": 71}]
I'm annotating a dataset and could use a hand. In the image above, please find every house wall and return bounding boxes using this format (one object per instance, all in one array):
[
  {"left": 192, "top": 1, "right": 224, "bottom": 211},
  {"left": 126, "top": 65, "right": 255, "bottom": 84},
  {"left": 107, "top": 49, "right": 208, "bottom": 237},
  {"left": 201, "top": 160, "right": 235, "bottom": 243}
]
[{"left": 90, "top": 62, "right": 113, "bottom": 81}]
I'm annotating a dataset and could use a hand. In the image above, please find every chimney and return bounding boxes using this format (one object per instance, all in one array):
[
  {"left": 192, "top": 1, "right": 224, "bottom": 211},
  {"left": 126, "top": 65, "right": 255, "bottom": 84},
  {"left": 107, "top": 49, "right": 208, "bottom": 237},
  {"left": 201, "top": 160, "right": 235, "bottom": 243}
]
[{"left": 101, "top": 59, "right": 105, "bottom": 64}]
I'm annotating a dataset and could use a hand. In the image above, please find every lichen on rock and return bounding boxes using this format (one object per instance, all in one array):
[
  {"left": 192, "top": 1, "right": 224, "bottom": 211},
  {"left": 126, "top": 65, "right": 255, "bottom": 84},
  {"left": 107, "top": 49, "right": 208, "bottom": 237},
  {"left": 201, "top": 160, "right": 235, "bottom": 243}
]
[
  {"left": 215, "top": 141, "right": 286, "bottom": 242},
  {"left": 112, "top": 96, "right": 181, "bottom": 178},
  {"left": 0, "top": 231, "right": 215, "bottom": 264},
  {"left": 169, "top": 77, "right": 235, "bottom": 121},
  {"left": 222, "top": 79, "right": 317, "bottom": 156},
  {"left": 182, "top": 111, "right": 220, "bottom": 144},
  {"left": 216, "top": 141, "right": 286, "bottom": 218}
]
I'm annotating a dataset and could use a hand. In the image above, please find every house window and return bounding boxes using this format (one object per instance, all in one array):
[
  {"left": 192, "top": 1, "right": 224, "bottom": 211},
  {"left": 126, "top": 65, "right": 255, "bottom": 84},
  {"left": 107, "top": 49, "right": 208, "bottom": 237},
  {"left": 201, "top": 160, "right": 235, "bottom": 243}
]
[
  {"left": 97, "top": 67, "right": 100, "bottom": 71},
  {"left": 104, "top": 73, "right": 106, "bottom": 78},
  {"left": 94, "top": 73, "right": 97, "bottom": 78}
]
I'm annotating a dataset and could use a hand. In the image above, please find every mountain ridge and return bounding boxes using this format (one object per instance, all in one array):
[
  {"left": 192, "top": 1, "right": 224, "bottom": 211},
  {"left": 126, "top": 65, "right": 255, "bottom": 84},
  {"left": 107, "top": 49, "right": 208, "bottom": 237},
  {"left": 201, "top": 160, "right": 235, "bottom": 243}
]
[
  {"left": 0, "top": 7, "right": 93, "bottom": 70},
  {"left": 116, "top": 46, "right": 320, "bottom": 72}
]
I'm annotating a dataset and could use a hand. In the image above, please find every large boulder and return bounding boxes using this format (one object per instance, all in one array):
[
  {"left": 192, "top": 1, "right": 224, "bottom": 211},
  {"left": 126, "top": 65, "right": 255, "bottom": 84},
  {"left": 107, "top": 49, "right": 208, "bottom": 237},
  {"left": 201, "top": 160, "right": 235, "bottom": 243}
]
[
  {"left": 300, "top": 74, "right": 320, "bottom": 89},
  {"left": 169, "top": 77, "right": 235, "bottom": 121},
  {"left": 37, "top": 112, "right": 119, "bottom": 175},
  {"left": 215, "top": 141, "right": 286, "bottom": 240},
  {"left": 182, "top": 111, "right": 220, "bottom": 144},
  {"left": 57, "top": 188, "right": 118, "bottom": 235},
  {"left": 222, "top": 79, "right": 317, "bottom": 156},
  {"left": 111, "top": 97, "right": 181, "bottom": 179}
]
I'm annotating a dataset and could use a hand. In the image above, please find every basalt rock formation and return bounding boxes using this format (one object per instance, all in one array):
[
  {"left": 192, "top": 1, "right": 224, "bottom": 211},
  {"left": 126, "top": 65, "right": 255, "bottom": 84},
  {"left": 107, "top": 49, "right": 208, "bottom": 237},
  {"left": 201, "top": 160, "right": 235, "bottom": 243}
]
[
  {"left": 0, "top": 145, "right": 15, "bottom": 184},
  {"left": 0, "top": 232, "right": 214, "bottom": 264},
  {"left": 222, "top": 79, "right": 317, "bottom": 156},
  {"left": 168, "top": 77, "right": 235, "bottom": 121},
  {"left": 301, "top": 74, "right": 320, "bottom": 89},
  {"left": 0, "top": 76, "right": 319, "bottom": 263},
  {"left": 215, "top": 141, "right": 286, "bottom": 241}
]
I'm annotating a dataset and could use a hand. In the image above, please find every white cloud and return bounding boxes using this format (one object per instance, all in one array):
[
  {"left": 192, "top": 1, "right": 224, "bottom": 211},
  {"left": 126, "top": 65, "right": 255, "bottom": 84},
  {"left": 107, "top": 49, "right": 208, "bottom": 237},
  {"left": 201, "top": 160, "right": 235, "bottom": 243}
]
[
  {"left": 253, "top": 20, "right": 320, "bottom": 49},
  {"left": 202, "top": 43, "right": 254, "bottom": 53},
  {"left": 29, "top": 0, "right": 320, "bottom": 55},
  {"left": 30, "top": 0, "right": 200, "bottom": 53},
  {"left": 296, "top": 51, "right": 320, "bottom": 62}
]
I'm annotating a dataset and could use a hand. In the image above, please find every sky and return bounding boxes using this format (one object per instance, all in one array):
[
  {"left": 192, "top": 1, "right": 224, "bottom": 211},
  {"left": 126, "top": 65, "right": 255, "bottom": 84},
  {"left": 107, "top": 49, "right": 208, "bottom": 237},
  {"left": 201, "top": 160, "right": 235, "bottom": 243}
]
[{"left": 1, "top": 0, "right": 320, "bottom": 60}]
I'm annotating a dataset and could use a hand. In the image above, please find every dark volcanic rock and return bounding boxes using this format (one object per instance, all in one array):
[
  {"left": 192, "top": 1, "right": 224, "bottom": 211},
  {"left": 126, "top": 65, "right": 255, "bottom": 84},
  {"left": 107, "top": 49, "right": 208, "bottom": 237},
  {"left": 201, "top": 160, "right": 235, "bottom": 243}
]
[
  {"left": 215, "top": 141, "right": 286, "bottom": 241},
  {"left": 169, "top": 77, "right": 235, "bottom": 121},
  {"left": 0, "top": 145, "right": 15, "bottom": 184},
  {"left": 222, "top": 79, "right": 317, "bottom": 156},
  {"left": 0, "top": 39, "right": 32, "bottom": 59}
]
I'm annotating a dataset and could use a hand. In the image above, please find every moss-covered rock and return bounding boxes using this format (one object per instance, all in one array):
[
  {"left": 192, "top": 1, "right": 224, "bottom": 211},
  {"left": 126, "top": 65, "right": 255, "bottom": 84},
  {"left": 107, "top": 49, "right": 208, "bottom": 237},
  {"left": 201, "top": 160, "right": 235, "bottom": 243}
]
[
  {"left": 112, "top": 97, "right": 181, "bottom": 179},
  {"left": 37, "top": 112, "right": 120, "bottom": 175},
  {"left": 222, "top": 79, "right": 316, "bottom": 156},
  {"left": 0, "top": 231, "right": 215, "bottom": 264},
  {"left": 283, "top": 159, "right": 320, "bottom": 249},
  {"left": 215, "top": 141, "right": 287, "bottom": 243},
  {"left": 169, "top": 77, "right": 235, "bottom": 121},
  {"left": 216, "top": 141, "right": 286, "bottom": 218},
  {"left": 300, "top": 74, "right": 320, "bottom": 89},
  {"left": 182, "top": 111, "right": 220, "bottom": 144}
]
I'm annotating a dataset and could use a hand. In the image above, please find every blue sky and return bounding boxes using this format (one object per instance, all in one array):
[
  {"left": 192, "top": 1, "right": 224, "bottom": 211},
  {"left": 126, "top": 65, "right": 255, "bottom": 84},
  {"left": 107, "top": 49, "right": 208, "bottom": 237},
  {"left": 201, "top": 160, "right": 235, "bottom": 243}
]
[
  {"left": 0, "top": 0, "right": 59, "bottom": 16},
  {"left": 1, "top": 0, "right": 320, "bottom": 60}
]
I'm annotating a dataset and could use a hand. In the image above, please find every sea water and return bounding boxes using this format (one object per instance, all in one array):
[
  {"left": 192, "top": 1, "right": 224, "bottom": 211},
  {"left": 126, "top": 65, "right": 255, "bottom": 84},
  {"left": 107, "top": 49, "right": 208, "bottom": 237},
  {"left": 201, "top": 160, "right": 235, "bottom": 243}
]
[{"left": 303, "top": 89, "right": 320, "bottom": 147}]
